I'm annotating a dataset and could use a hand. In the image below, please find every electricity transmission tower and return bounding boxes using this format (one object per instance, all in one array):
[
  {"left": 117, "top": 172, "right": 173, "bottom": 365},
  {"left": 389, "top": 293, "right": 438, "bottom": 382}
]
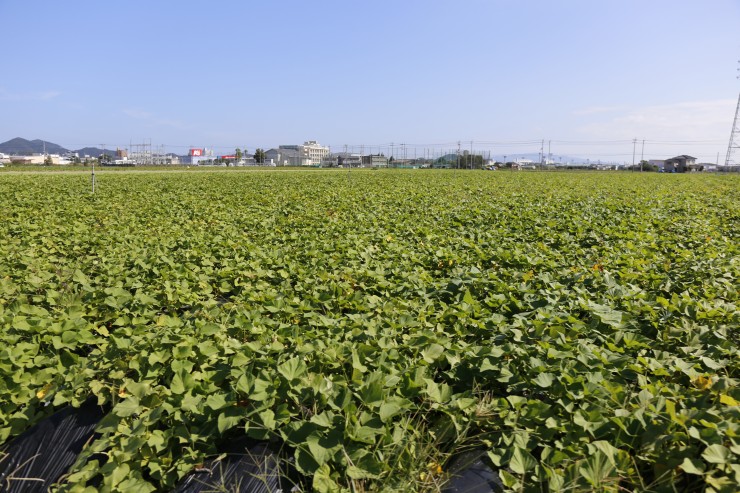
[{"left": 724, "top": 61, "right": 740, "bottom": 166}]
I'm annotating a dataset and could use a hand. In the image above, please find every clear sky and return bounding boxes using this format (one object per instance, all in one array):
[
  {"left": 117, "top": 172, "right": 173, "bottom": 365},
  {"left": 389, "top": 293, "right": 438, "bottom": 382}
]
[{"left": 2, "top": 0, "right": 739, "bottom": 163}]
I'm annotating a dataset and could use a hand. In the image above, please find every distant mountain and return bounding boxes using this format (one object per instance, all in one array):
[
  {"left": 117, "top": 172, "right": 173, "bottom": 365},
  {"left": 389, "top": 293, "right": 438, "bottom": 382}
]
[
  {"left": 0, "top": 137, "right": 68, "bottom": 155},
  {"left": 0, "top": 138, "right": 117, "bottom": 158}
]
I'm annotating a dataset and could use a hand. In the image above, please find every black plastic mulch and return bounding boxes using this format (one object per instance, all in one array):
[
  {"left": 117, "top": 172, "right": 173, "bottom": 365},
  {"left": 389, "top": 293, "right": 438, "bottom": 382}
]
[
  {"left": 172, "top": 438, "right": 296, "bottom": 493},
  {"left": 0, "top": 398, "right": 106, "bottom": 493},
  {"left": 442, "top": 449, "right": 503, "bottom": 493}
]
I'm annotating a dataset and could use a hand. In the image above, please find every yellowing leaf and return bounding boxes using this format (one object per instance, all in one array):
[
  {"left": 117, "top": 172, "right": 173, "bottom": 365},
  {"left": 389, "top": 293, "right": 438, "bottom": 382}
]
[
  {"left": 36, "top": 383, "right": 53, "bottom": 399},
  {"left": 719, "top": 394, "right": 740, "bottom": 406},
  {"left": 94, "top": 325, "right": 110, "bottom": 337},
  {"left": 692, "top": 375, "right": 713, "bottom": 390}
]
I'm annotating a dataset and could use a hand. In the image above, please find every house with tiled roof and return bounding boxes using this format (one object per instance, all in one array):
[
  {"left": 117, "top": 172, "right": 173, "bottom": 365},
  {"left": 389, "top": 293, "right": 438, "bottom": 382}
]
[{"left": 663, "top": 155, "right": 696, "bottom": 173}]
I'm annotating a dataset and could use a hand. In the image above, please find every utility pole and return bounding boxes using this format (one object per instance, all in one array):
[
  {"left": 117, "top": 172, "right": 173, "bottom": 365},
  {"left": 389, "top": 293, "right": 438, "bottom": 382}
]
[
  {"left": 726, "top": 94, "right": 740, "bottom": 166},
  {"left": 94, "top": 144, "right": 103, "bottom": 193},
  {"left": 725, "top": 60, "right": 740, "bottom": 167},
  {"left": 539, "top": 139, "right": 545, "bottom": 168}
]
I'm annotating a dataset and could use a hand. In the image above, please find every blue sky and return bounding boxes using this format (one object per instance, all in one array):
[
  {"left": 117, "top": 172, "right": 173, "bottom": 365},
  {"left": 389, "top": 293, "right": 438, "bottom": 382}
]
[{"left": 1, "top": 0, "right": 739, "bottom": 163}]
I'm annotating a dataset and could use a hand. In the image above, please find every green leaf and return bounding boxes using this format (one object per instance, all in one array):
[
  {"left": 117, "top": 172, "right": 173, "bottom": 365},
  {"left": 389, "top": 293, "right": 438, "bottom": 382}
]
[
  {"left": 205, "top": 393, "right": 228, "bottom": 411},
  {"left": 702, "top": 444, "right": 730, "bottom": 464},
  {"left": 352, "top": 349, "right": 368, "bottom": 373},
  {"left": 421, "top": 343, "right": 445, "bottom": 363},
  {"left": 278, "top": 357, "right": 307, "bottom": 381},
  {"left": 509, "top": 447, "right": 537, "bottom": 475},
  {"left": 587, "top": 440, "right": 620, "bottom": 466},
  {"left": 124, "top": 381, "right": 150, "bottom": 399},
  {"left": 360, "top": 380, "right": 384, "bottom": 406},
  {"left": 679, "top": 457, "right": 705, "bottom": 475},
  {"left": 306, "top": 434, "right": 332, "bottom": 466},
  {"left": 170, "top": 369, "right": 192, "bottom": 395},
  {"left": 462, "top": 289, "right": 475, "bottom": 305},
  {"left": 424, "top": 379, "right": 452, "bottom": 403},
  {"left": 347, "top": 451, "right": 383, "bottom": 479},
  {"left": 294, "top": 446, "right": 320, "bottom": 475},
  {"left": 312, "top": 463, "right": 340, "bottom": 493},
  {"left": 258, "top": 409, "right": 276, "bottom": 430},
  {"left": 499, "top": 469, "right": 520, "bottom": 488},
  {"left": 533, "top": 372, "right": 555, "bottom": 388},
  {"left": 217, "top": 408, "right": 243, "bottom": 434},
  {"left": 181, "top": 393, "right": 202, "bottom": 413},
  {"left": 578, "top": 451, "right": 615, "bottom": 486},
  {"left": 109, "top": 463, "right": 130, "bottom": 487},
  {"left": 113, "top": 396, "right": 141, "bottom": 417},
  {"left": 589, "top": 303, "right": 624, "bottom": 327},
  {"left": 117, "top": 476, "right": 156, "bottom": 493},
  {"left": 379, "top": 398, "right": 408, "bottom": 423},
  {"left": 349, "top": 424, "right": 384, "bottom": 444}
]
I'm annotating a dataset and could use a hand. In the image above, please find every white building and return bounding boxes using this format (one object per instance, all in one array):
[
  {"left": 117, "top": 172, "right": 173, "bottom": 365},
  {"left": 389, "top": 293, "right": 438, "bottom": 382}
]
[
  {"left": 279, "top": 141, "right": 330, "bottom": 166},
  {"left": 6, "top": 154, "right": 71, "bottom": 165}
]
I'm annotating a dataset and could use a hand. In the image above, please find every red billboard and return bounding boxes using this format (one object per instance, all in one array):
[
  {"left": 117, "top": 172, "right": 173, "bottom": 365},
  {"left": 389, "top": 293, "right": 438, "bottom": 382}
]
[
  {"left": 221, "top": 155, "right": 236, "bottom": 160},
  {"left": 190, "top": 148, "right": 204, "bottom": 157}
]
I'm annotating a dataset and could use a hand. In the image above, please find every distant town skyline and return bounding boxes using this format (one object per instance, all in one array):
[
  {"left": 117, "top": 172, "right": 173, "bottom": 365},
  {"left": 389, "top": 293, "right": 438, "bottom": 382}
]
[
  {"left": 2, "top": 0, "right": 739, "bottom": 163},
  {"left": 0, "top": 136, "right": 728, "bottom": 167}
]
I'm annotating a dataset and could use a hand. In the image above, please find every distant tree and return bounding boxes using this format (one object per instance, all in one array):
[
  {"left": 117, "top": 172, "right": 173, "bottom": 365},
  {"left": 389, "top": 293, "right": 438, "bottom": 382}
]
[
  {"left": 459, "top": 153, "right": 484, "bottom": 169},
  {"left": 389, "top": 156, "right": 394, "bottom": 165},
  {"left": 638, "top": 159, "right": 659, "bottom": 172},
  {"left": 628, "top": 160, "right": 659, "bottom": 172},
  {"left": 43, "top": 155, "right": 53, "bottom": 166},
  {"left": 98, "top": 154, "right": 111, "bottom": 165},
  {"left": 254, "top": 148, "right": 266, "bottom": 164},
  {"left": 235, "top": 148, "right": 242, "bottom": 162}
]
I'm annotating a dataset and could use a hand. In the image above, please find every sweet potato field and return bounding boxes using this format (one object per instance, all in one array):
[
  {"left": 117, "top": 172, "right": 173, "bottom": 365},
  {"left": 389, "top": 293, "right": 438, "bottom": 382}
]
[{"left": 0, "top": 170, "right": 738, "bottom": 492}]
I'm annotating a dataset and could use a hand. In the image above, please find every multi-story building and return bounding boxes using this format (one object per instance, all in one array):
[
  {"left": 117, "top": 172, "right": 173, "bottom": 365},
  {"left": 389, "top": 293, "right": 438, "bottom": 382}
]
[{"left": 279, "top": 141, "right": 329, "bottom": 166}]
